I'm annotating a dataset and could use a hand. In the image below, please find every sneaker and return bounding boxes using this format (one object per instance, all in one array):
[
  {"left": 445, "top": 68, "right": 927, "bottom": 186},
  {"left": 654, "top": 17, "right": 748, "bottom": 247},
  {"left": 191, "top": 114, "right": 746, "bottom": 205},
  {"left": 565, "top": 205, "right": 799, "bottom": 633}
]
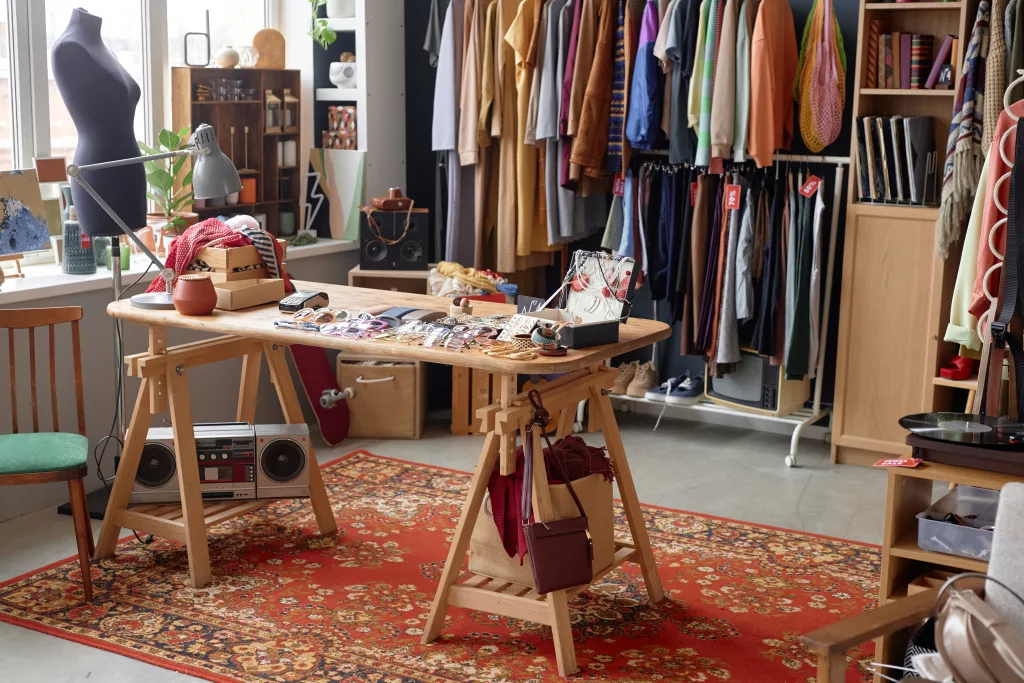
[
  {"left": 666, "top": 374, "right": 705, "bottom": 406},
  {"left": 611, "top": 360, "right": 639, "bottom": 395},
  {"left": 644, "top": 372, "right": 687, "bottom": 402},
  {"left": 625, "top": 361, "right": 656, "bottom": 398}
]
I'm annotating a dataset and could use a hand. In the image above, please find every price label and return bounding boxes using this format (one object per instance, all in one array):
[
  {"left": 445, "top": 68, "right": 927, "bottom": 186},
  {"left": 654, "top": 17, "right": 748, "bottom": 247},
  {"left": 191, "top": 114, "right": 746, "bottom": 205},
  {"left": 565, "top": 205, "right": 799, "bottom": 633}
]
[
  {"left": 725, "top": 184, "right": 742, "bottom": 210},
  {"left": 690, "top": 182, "right": 698, "bottom": 207},
  {"left": 873, "top": 458, "right": 923, "bottom": 469},
  {"left": 80, "top": 234, "right": 91, "bottom": 249},
  {"left": 613, "top": 173, "right": 626, "bottom": 196},
  {"left": 799, "top": 175, "right": 823, "bottom": 198}
]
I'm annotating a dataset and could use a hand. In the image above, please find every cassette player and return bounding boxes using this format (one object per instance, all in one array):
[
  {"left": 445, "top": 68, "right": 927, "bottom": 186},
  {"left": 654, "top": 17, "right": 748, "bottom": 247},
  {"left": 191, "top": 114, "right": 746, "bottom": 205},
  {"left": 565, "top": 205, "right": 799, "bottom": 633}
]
[{"left": 131, "top": 423, "right": 256, "bottom": 504}]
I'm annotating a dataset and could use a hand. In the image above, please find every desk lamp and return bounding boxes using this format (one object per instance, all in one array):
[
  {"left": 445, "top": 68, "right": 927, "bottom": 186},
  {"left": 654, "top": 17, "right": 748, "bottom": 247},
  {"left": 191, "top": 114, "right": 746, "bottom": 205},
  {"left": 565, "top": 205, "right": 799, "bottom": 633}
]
[{"left": 66, "top": 123, "right": 242, "bottom": 309}]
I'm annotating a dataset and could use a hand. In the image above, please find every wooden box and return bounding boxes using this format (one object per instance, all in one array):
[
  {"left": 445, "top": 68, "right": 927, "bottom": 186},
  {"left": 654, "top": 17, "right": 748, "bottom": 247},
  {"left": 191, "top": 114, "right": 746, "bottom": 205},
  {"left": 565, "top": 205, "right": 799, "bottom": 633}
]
[
  {"left": 337, "top": 353, "right": 426, "bottom": 439},
  {"left": 193, "top": 240, "right": 287, "bottom": 271},
  {"left": 214, "top": 278, "right": 285, "bottom": 311},
  {"left": 184, "top": 267, "right": 268, "bottom": 283}
]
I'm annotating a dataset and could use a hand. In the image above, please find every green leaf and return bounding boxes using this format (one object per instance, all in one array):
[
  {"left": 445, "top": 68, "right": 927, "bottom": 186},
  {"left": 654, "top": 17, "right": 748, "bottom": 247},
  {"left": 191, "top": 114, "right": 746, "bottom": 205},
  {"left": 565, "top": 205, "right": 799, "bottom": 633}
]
[
  {"left": 143, "top": 160, "right": 160, "bottom": 175},
  {"left": 171, "top": 156, "right": 186, "bottom": 178},
  {"left": 146, "top": 168, "right": 175, "bottom": 193},
  {"left": 158, "top": 129, "right": 181, "bottom": 150},
  {"left": 138, "top": 141, "right": 160, "bottom": 156},
  {"left": 181, "top": 170, "right": 193, "bottom": 188},
  {"left": 177, "top": 126, "right": 192, "bottom": 145}
]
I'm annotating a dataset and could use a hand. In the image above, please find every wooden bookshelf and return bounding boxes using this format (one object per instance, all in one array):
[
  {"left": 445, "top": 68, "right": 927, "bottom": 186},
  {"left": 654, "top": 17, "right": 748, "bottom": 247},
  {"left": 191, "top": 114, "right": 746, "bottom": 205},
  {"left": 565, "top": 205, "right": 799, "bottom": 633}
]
[
  {"left": 171, "top": 67, "right": 302, "bottom": 237},
  {"left": 832, "top": 0, "right": 977, "bottom": 469},
  {"left": 875, "top": 460, "right": 1024, "bottom": 676}
]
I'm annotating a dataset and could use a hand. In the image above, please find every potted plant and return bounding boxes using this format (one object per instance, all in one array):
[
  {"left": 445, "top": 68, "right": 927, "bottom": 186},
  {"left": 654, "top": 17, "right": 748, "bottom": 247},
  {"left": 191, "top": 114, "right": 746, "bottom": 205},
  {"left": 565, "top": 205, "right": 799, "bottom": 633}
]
[
  {"left": 308, "top": 0, "right": 338, "bottom": 49},
  {"left": 138, "top": 126, "right": 199, "bottom": 236}
]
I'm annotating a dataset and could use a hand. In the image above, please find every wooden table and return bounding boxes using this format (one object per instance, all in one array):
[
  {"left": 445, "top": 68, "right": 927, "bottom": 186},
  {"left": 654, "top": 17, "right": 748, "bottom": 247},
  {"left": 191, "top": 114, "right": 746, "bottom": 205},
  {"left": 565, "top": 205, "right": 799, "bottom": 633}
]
[{"left": 101, "top": 281, "right": 671, "bottom": 677}]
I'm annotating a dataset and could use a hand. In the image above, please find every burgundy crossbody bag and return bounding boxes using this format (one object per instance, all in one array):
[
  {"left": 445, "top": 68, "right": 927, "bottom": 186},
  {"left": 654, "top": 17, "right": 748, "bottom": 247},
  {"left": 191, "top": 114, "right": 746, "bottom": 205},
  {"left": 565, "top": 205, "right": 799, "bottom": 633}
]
[{"left": 521, "top": 390, "right": 594, "bottom": 594}]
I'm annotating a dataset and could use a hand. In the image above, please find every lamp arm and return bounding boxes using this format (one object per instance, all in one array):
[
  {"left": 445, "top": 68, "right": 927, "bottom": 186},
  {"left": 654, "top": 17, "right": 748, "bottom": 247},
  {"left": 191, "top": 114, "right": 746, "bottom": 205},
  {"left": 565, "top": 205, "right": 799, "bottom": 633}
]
[
  {"left": 66, "top": 169, "right": 176, "bottom": 295},
  {"left": 69, "top": 148, "right": 196, "bottom": 174}
]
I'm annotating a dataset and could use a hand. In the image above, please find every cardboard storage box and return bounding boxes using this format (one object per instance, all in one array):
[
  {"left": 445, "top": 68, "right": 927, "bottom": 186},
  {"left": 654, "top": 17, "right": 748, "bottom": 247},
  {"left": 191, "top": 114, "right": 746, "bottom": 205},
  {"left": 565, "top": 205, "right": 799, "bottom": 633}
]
[
  {"left": 336, "top": 352, "right": 426, "bottom": 439},
  {"left": 193, "top": 240, "right": 287, "bottom": 270},
  {"left": 214, "top": 278, "right": 285, "bottom": 311}
]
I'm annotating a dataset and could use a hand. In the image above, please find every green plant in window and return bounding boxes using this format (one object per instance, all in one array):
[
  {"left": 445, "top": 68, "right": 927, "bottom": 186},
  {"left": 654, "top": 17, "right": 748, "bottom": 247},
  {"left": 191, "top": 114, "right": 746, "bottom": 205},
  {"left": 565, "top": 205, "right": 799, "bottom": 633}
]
[
  {"left": 138, "top": 126, "right": 194, "bottom": 233},
  {"left": 308, "top": 0, "right": 337, "bottom": 49}
]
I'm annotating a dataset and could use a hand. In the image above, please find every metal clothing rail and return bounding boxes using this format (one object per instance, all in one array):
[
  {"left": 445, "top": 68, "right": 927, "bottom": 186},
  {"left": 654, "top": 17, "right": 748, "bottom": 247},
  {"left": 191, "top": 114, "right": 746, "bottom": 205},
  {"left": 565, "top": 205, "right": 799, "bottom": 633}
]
[{"left": 624, "top": 151, "right": 850, "bottom": 468}]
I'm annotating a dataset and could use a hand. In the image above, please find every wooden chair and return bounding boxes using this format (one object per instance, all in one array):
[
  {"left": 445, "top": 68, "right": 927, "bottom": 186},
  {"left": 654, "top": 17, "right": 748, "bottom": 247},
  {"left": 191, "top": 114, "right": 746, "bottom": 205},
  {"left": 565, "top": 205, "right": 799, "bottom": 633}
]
[{"left": 0, "top": 307, "right": 92, "bottom": 601}]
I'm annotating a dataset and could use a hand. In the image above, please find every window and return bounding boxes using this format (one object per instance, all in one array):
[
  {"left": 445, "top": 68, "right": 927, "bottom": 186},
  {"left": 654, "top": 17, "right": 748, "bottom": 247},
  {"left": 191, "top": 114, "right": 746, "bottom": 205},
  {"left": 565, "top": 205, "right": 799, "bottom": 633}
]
[
  {"left": 0, "top": 2, "right": 15, "bottom": 171},
  {"left": 44, "top": 1, "right": 145, "bottom": 164},
  {"left": 168, "top": 1, "right": 269, "bottom": 68}
]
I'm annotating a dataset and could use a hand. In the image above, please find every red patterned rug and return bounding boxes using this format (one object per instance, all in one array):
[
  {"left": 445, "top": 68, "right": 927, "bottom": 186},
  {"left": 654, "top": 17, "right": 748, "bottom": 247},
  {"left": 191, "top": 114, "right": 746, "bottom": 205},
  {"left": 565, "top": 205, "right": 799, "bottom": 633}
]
[{"left": 0, "top": 451, "right": 879, "bottom": 682}]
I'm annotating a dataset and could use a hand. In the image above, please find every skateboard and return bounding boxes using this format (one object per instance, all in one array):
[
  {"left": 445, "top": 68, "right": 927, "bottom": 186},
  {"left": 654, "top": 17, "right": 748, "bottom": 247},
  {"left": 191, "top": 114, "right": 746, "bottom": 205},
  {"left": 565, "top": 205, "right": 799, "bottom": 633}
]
[{"left": 289, "top": 344, "right": 351, "bottom": 446}]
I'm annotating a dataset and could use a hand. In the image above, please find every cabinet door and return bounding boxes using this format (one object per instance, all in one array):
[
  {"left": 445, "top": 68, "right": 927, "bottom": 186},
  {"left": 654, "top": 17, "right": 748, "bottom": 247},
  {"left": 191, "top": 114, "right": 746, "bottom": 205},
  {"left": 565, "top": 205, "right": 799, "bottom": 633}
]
[{"left": 833, "top": 207, "right": 943, "bottom": 460}]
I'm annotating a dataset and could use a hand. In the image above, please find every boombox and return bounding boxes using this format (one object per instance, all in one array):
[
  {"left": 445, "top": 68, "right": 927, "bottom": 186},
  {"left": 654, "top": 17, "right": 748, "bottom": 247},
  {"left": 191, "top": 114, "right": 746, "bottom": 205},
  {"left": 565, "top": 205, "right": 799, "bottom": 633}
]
[
  {"left": 130, "top": 423, "right": 310, "bottom": 505},
  {"left": 359, "top": 206, "right": 429, "bottom": 271}
]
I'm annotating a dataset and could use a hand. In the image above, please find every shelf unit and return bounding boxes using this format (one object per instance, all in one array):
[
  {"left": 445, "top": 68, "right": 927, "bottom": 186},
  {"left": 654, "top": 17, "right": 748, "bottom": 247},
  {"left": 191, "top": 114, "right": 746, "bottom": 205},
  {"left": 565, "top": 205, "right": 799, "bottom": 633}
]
[
  {"left": 312, "top": 0, "right": 406, "bottom": 202},
  {"left": 832, "top": 0, "right": 977, "bottom": 468},
  {"left": 875, "top": 458, "right": 1024, "bottom": 674},
  {"left": 171, "top": 67, "right": 302, "bottom": 236}
]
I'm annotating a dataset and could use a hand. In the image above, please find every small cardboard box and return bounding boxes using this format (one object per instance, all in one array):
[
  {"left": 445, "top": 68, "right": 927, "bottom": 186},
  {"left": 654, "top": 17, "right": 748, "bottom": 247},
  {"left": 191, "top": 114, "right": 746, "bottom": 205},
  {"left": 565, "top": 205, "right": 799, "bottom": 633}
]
[
  {"left": 336, "top": 353, "right": 426, "bottom": 439},
  {"left": 214, "top": 278, "right": 285, "bottom": 311},
  {"left": 193, "top": 239, "right": 287, "bottom": 271}
]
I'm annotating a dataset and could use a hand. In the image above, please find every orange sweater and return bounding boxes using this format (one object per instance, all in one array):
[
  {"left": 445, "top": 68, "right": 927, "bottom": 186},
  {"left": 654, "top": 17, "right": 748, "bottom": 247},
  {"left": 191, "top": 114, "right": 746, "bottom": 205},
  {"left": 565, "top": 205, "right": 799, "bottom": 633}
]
[{"left": 747, "top": 0, "right": 797, "bottom": 168}]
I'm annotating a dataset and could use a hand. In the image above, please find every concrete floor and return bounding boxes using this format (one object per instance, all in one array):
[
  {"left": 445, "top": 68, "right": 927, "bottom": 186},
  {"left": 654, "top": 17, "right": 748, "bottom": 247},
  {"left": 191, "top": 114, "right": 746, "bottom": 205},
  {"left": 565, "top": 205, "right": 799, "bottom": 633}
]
[{"left": 0, "top": 415, "right": 886, "bottom": 682}]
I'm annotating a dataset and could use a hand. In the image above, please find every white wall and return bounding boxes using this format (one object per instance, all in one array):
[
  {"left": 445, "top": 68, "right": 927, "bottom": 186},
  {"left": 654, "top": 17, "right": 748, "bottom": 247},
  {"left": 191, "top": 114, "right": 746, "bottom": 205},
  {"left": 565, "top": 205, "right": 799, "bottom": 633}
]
[
  {"left": 280, "top": 0, "right": 316, "bottom": 229},
  {"left": 0, "top": 250, "right": 359, "bottom": 523}
]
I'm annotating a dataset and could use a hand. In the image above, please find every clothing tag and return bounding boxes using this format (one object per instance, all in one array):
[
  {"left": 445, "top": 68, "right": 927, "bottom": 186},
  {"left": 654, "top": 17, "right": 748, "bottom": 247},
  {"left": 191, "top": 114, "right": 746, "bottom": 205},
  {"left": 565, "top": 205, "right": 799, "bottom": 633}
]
[
  {"left": 79, "top": 234, "right": 91, "bottom": 249},
  {"left": 613, "top": 173, "right": 625, "bottom": 196},
  {"left": 725, "top": 184, "right": 741, "bottom": 210},
  {"left": 799, "top": 175, "right": 822, "bottom": 198},
  {"left": 873, "top": 458, "right": 923, "bottom": 469},
  {"left": 690, "top": 182, "right": 698, "bottom": 207}
]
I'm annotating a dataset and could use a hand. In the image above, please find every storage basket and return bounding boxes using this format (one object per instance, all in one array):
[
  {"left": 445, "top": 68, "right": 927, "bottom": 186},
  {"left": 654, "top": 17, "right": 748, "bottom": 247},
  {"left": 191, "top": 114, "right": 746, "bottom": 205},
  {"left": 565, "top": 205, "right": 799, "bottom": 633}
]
[
  {"left": 469, "top": 473, "right": 615, "bottom": 587},
  {"left": 916, "top": 485, "right": 999, "bottom": 562},
  {"left": 336, "top": 354, "right": 425, "bottom": 439}
]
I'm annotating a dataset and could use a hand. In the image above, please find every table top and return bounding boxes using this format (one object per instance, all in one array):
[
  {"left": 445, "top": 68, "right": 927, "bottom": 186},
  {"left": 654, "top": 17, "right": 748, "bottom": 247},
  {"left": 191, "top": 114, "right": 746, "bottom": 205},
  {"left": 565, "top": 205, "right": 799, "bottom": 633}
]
[{"left": 108, "top": 281, "right": 671, "bottom": 375}]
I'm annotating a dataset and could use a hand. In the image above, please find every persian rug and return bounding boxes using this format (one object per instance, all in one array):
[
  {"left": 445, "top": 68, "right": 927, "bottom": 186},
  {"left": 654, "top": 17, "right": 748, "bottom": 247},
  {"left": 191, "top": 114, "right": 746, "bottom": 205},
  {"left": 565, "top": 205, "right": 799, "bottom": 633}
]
[{"left": 0, "top": 451, "right": 879, "bottom": 682}]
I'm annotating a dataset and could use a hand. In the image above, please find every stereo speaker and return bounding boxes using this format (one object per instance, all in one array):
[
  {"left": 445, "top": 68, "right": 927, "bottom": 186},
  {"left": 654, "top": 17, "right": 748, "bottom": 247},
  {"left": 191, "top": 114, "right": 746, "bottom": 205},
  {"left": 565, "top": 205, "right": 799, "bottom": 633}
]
[
  {"left": 255, "top": 424, "right": 311, "bottom": 499},
  {"left": 359, "top": 208, "right": 429, "bottom": 271},
  {"left": 130, "top": 428, "right": 180, "bottom": 504}
]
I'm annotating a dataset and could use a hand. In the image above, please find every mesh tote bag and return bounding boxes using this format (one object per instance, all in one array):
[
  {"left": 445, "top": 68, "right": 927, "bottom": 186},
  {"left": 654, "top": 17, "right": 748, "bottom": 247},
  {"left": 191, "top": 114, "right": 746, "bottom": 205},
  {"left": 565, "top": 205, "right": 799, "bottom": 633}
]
[{"left": 796, "top": 0, "right": 846, "bottom": 152}]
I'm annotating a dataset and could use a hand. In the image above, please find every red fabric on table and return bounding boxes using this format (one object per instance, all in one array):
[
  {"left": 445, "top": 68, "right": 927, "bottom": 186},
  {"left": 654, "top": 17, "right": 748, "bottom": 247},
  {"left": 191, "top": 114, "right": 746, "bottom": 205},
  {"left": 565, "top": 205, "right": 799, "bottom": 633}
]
[{"left": 146, "top": 218, "right": 251, "bottom": 292}]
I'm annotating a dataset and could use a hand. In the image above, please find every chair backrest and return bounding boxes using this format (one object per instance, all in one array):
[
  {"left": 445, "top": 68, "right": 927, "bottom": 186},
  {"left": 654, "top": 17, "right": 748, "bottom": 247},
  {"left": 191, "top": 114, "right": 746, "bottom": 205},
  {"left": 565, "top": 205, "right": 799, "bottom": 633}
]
[
  {"left": 0, "top": 307, "right": 85, "bottom": 436},
  {"left": 988, "top": 482, "right": 1024, "bottom": 634}
]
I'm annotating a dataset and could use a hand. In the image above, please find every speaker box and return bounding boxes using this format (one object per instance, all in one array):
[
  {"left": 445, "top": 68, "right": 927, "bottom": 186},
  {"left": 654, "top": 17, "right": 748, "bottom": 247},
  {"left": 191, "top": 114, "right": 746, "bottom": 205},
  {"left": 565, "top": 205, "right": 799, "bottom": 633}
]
[
  {"left": 359, "top": 208, "right": 429, "bottom": 271},
  {"left": 130, "top": 428, "right": 180, "bottom": 504},
  {"left": 255, "top": 424, "right": 310, "bottom": 499}
]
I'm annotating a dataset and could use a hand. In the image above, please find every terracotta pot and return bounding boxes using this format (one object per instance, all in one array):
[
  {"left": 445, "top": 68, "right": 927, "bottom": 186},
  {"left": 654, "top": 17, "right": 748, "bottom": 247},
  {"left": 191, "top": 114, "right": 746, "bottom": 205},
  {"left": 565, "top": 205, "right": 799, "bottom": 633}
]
[
  {"left": 147, "top": 211, "right": 200, "bottom": 236},
  {"left": 173, "top": 274, "right": 218, "bottom": 316}
]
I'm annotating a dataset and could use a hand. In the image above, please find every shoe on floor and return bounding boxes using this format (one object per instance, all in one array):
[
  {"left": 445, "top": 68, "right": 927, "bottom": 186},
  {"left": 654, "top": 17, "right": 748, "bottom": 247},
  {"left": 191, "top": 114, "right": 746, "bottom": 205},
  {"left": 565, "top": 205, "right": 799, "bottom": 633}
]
[
  {"left": 666, "top": 374, "right": 705, "bottom": 406},
  {"left": 644, "top": 372, "right": 687, "bottom": 402},
  {"left": 611, "top": 360, "right": 640, "bottom": 395},
  {"left": 626, "top": 361, "right": 656, "bottom": 398}
]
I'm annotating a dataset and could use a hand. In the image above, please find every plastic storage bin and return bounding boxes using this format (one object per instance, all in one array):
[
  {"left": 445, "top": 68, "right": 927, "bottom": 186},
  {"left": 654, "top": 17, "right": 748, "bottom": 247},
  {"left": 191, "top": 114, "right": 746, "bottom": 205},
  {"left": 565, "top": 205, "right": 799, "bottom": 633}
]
[{"left": 916, "top": 485, "right": 999, "bottom": 562}]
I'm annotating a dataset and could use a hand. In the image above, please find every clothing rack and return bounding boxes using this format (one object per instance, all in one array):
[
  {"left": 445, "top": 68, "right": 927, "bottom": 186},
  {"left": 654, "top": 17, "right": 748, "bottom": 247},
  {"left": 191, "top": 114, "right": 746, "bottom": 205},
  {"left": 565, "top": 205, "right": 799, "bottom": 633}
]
[{"left": 618, "top": 152, "right": 849, "bottom": 468}]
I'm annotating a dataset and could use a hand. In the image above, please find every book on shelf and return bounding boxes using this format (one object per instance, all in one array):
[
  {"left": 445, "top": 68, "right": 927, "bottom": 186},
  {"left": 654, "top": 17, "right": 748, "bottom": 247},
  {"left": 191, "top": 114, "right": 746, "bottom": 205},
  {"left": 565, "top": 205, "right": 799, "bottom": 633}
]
[
  {"left": 890, "top": 115, "right": 906, "bottom": 202},
  {"left": 911, "top": 34, "right": 933, "bottom": 89},
  {"left": 893, "top": 32, "right": 902, "bottom": 88},
  {"left": 855, "top": 116, "right": 936, "bottom": 207},
  {"left": 862, "top": 117, "right": 880, "bottom": 201},
  {"left": 855, "top": 118, "right": 872, "bottom": 201},
  {"left": 867, "top": 20, "right": 882, "bottom": 89},
  {"left": 926, "top": 35, "right": 955, "bottom": 89},
  {"left": 884, "top": 33, "right": 895, "bottom": 88},
  {"left": 900, "top": 34, "right": 912, "bottom": 90},
  {"left": 877, "top": 117, "right": 895, "bottom": 201}
]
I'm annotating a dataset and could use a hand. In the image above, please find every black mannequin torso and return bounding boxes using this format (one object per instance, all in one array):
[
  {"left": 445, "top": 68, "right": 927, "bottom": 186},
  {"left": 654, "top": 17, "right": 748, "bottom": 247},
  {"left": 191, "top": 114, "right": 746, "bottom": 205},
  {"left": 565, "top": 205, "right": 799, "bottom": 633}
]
[{"left": 52, "top": 8, "right": 146, "bottom": 237}]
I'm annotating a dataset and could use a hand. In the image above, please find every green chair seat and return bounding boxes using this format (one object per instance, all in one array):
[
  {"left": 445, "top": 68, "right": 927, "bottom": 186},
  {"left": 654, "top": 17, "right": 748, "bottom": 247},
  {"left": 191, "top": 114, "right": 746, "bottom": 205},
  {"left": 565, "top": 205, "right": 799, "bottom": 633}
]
[{"left": 0, "top": 432, "right": 88, "bottom": 476}]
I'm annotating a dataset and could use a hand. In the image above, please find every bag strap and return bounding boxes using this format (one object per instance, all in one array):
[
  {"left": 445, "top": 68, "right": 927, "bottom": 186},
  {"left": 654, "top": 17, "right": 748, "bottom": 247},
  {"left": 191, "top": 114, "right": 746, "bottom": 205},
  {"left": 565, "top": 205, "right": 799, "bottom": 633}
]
[
  {"left": 986, "top": 118, "right": 1024, "bottom": 420},
  {"left": 521, "top": 390, "right": 588, "bottom": 525}
]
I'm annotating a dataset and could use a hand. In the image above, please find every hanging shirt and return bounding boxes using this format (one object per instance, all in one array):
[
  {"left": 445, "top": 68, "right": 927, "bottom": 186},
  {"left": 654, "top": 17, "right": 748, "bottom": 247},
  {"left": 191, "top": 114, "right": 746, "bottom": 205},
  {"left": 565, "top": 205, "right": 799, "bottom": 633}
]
[
  {"left": 625, "top": 0, "right": 661, "bottom": 150},
  {"left": 748, "top": 0, "right": 798, "bottom": 168},
  {"left": 687, "top": 0, "right": 710, "bottom": 130},
  {"left": 734, "top": 174, "right": 757, "bottom": 320},
  {"left": 716, "top": 173, "right": 742, "bottom": 365},
  {"left": 945, "top": 156, "right": 988, "bottom": 352},
  {"left": 607, "top": 0, "right": 628, "bottom": 172},
  {"left": 432, "top": 4, "right": 459, "bottom": 152},
  {"left": 665, "top": 0, "right": 699, "bottom": 164},
  {"left": 709, "top": 0, "right": 737, "bottom": 159},
  {"left": 807, "top": 184, "right": 825, "bottom": 378},
  {"left": 694, "top": 0, "right": 718, "bottom": 166},
  {"left": 731, "top": 0, "right": 758, "bottom": 161},
  {"left": 617, "top": 167, "right": 636, "bottom": 257},
  {"left": 496, "top": 0, "right": 521, "bottom": 272},
  {"left": 573, "top": 0, "right": 617, "bottom": 172},
  {"left": 478, "top": 0, "right": 500, "bottom": 147},
  {"left": 460, "top": 0, "right": 487, "bottom": 164},
  {"left": 425, "top": 0, "right": 451, "bottom": 66},
  {"left": 524, "top": 0, "right": 550, "bottom": 146},
  {"left": 568, "top": 0, "right": 598, "bottom": 136}
]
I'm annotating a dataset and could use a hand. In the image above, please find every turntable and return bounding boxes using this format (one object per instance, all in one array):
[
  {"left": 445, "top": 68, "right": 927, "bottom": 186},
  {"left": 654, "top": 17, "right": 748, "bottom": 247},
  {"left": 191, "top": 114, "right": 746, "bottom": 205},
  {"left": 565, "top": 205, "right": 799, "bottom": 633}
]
[{"left": 900, "top": 412, "right": 1024, "bottom": 476}]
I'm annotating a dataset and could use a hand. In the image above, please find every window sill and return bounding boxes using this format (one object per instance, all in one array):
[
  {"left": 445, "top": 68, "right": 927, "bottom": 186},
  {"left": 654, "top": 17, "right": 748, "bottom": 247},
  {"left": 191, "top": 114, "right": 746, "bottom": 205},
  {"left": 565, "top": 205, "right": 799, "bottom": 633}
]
[{"left": 0, "top": 238, "right": 358, "bottom": 306}]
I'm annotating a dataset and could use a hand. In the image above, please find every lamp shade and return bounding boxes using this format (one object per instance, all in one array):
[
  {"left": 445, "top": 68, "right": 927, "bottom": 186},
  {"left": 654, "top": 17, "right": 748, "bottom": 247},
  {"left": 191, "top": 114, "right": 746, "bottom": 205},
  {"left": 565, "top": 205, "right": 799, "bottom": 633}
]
[{"left": 191, "top": 123, "right": 242, "bottom": 200}]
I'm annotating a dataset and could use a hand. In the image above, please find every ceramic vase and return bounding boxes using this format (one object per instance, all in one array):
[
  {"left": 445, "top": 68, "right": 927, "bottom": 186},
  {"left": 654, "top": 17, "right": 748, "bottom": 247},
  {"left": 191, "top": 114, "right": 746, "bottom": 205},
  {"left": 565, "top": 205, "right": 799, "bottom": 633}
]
[
  {"left": 173, "top": 274, "right": 218, "bottom": 315},
  {"left": 61, "top": 219, "right": 97, "bottom": 275},
  {"left": 214, "top": 46, "right": 240, "bottom": 68}
]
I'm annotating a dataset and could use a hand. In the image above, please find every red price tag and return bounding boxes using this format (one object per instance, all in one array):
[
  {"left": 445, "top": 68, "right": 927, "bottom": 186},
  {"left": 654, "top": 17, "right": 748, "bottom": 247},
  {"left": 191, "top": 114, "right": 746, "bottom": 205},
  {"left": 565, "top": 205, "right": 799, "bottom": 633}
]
[
  {"left": 725, "top": 184, "right": 741, "bottom": 210},
  {"left": 80, "top": 234, "right": 91, "bottom": 249},
  {"left": 613, "top": 173, "right": 625, "bottom": 196},
  {"left": 690, "top": 182, "right": 698, "bottom": 207},
  {"left": 873, "top": 458, "right": 923, "bottom": 469},
  {"left": 799, "top": 175, "right": 822, "bottom": 198}
]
